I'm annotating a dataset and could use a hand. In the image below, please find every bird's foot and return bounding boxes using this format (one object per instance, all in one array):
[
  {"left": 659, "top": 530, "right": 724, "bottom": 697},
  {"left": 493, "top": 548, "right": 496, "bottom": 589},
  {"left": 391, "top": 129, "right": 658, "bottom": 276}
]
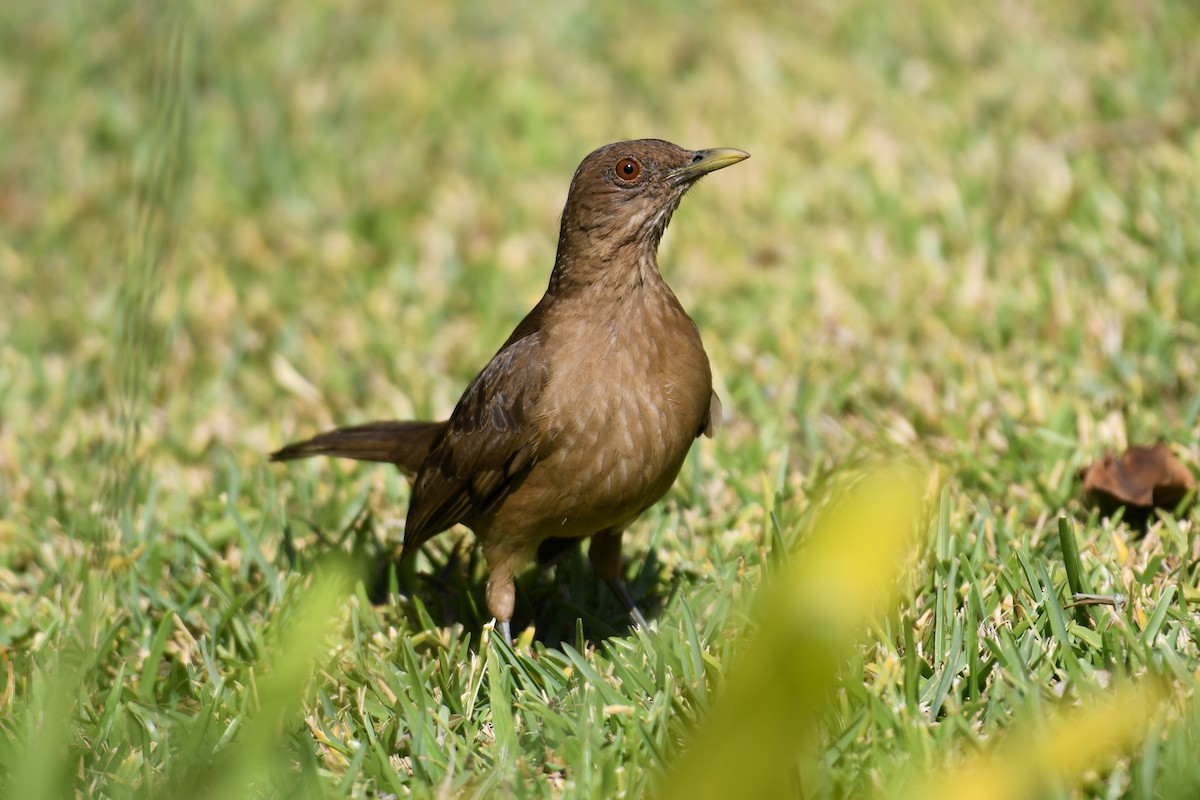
[
  {"left": 628, "top": 603, "right": 650, "bottom": 630},
  {"left": 606, "top": 578, "right": 650, "bottom": 630}
]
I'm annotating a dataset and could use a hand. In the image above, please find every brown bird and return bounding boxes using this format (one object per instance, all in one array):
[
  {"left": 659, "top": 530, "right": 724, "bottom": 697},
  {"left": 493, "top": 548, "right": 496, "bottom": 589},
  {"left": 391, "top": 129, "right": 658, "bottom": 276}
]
[{"left": 272, "top": 139, "right": 749, "bottom": 643}]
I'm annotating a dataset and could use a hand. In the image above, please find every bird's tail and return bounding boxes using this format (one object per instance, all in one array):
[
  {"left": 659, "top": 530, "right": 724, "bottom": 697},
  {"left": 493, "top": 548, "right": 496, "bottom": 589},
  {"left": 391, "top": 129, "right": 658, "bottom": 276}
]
[{"left": 270, "top": 420, "right": 445, "bottom": 475}]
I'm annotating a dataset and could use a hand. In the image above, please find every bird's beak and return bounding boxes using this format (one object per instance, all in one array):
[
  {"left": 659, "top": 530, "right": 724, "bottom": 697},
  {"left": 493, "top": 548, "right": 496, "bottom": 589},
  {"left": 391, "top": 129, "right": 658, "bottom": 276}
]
[{"left": 670, "top": 147, "right": 750, "bottom": 182}]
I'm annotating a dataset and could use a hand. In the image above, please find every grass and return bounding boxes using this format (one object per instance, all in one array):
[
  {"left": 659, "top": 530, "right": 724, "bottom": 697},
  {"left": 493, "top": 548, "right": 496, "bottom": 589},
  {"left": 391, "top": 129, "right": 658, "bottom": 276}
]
[{"left": 2, "top": 0, "right": 1200, "bottom": 796}]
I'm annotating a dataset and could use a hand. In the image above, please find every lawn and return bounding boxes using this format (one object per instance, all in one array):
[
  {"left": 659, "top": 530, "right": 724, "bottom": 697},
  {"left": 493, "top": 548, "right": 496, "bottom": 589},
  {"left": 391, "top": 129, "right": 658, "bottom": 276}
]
[{"left": 2, "top": 0, "right": 1199, "bottom": 797}]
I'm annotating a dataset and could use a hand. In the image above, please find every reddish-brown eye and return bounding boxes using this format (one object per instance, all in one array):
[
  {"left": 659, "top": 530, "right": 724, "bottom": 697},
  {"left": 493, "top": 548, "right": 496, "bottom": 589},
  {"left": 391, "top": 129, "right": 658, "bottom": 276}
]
[{"left": 615, "top": 158, "right": 641, "bottom": 181}]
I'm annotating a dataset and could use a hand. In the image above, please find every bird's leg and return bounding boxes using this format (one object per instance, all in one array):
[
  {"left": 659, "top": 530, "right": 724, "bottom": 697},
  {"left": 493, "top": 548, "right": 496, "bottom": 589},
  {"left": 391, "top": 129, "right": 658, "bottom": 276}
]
[
  {"left": 484, "top": 543, "right": 526, "bottom": 646},
  {"left": 485, "top": 573, "right": 515, "bottom": 646},
  {"left": 588, "top": 529, "right": 650, "bottom": 629}
]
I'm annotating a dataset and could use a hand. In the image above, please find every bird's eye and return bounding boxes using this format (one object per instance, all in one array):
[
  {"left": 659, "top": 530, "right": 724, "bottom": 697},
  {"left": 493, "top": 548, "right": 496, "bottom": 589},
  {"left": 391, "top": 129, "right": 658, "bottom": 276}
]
[{"left": 614, "top": 158, "right": 642, "bottom": 181}]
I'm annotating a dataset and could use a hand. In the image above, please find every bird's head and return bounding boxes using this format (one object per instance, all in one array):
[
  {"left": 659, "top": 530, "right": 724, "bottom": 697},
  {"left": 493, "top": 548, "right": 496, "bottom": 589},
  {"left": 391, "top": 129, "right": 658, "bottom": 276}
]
[{"left": 551, "top": 139, "right": 748, "bottom": 290}]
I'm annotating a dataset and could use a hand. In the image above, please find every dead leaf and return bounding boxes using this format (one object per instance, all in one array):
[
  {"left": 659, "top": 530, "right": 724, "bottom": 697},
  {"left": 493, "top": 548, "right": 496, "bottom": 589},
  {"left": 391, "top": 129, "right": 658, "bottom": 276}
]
[{"left": 1083, "top": 443, "right": 1196, "bottom": 512}]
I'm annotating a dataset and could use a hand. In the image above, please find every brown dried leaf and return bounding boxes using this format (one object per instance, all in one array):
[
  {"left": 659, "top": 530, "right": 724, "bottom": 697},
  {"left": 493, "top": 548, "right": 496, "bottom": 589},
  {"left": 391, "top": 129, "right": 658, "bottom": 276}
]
[{"left": 1083, "top": 443, "right": 1196, "bottom": 511}]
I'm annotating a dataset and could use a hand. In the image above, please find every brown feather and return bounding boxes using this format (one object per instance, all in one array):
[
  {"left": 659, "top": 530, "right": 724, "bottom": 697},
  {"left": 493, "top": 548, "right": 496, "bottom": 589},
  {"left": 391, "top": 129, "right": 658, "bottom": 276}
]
[
  {"left": 270, "top": 420, "right": 443, "bottom": 475},
  {"left": 403, "top": 318, "right": 553, "bottom": 553}
]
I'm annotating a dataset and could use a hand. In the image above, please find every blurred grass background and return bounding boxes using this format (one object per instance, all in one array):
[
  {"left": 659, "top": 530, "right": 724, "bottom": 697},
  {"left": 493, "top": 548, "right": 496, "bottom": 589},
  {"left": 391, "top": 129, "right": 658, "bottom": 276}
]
[{"left": 1, "top": 0, "right": 1199, "bottom": 796}]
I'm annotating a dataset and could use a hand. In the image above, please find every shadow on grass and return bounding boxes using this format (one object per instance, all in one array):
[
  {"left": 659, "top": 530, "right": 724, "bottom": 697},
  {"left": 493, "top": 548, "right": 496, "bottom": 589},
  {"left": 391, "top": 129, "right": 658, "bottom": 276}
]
[{"left": 287, "top": 512, "right": 682, "bottom": 649}]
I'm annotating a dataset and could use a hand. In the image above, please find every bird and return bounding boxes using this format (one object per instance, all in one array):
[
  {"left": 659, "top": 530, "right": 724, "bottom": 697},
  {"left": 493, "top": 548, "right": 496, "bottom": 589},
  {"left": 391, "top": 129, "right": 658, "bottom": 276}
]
[{"left": 272, "top": 139, "right": 749, "bottom": 643}]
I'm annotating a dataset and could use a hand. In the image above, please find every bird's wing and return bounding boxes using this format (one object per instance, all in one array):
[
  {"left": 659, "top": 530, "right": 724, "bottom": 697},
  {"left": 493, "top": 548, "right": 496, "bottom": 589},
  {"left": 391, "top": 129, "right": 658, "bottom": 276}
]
[
  {"left": 701, "top": 389, "right": 722, "bottom": 438},
  {"left": 403, "top": 325, "right": 550, "bottom": 552}
]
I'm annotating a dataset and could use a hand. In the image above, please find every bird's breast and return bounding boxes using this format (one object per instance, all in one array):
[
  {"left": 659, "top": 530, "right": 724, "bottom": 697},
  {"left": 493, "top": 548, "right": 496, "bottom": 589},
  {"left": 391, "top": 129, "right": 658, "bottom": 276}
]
[{"left": 526, "top": 289, "right": 712, "bottom": 531}]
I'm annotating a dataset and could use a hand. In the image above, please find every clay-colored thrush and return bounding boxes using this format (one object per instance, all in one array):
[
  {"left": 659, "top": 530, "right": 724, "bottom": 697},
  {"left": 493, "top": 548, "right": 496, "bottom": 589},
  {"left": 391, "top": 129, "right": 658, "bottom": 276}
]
[{"left": 272, "top": 139, "right": 749, "bottom": 642}]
